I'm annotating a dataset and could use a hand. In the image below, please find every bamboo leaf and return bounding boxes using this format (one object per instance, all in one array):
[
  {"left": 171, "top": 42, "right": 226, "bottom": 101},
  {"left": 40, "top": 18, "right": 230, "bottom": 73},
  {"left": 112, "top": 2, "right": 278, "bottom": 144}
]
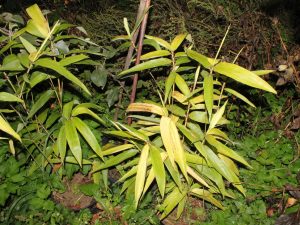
[
  {"left": 119, "top": 58, "right": 172, "bottom": 77},
  {"left": 193, "top": 164, "right": 226, "bottom": 196},
  {"left": 29, "top": 71, "right": 50, "bottom": 88},
  {"left": 160, "top": 187, "right": 186, "bottom": 219},
  {"left": 0, "top": 116, "right": 21, "bottom": 142},
  {"left": 123, "top": 18, "right": 131, "bottom": 37},
  {"left": 176, "top": 196, "right": 187, "bottom": 219},
  {"left": 73, "top": 117, "right": 103, "bottom": 159},
  {"left": 187, "top": 166, "right": 209, "bottom": 187},
  {"left": 214, "top": 62, "right": 277, "bottom": 94},
  {"left": 145, "top": 35, "right": 172, "bottom": 50},
  {"left": 203, "top": 144, "right": 245, "bottom": 194},
  {"left": 189, "top": 111, "right": 209, "bottom": 124},
  {"left": 140, "top": 50, "right": 171, "bottom": 60},
  {"left": 0, "top": 54, "right": 24, "bottom": 71},
  {"left": 113, "top": 122, "right": 149, "bottom": 142},
  {"left": 72, "top": 106, "right": 106, "bottom": 125},
  {"left": 150, "top": 145, "right": 166, "bottom": 198},
  {"left": 62, "top": 101, "right": 74, "bottom": 119},
  {"left": 28, "top": 90, "right": 54, "bottom": 119},
  {"left": 186, "top": 49, "right": 213, "bottom": 69},
  {"left": 19, "top": 36, "right": 37, "bottom": 54},
  {"left": 0, "top": 92, "right": 23, "bottom": 103},
  {"left": 135, "top": 144, "right": 149, "bottom": 208},
  {"left": 206, "top": 128, "right": 230, "bottom": 141},
  {"left": 160, "top": 116, "right": 188, "bottom": 181},
  {"left": 65, "top": 119, "right": 82, "bottom": 166},
  {"left": 190, "top": 188, "right": 224, "bottom": 209},
  {"left": 175, "top": 73, "right": 191, "bottom": 96},
  {"left": 224, "top": 88, "right": 255, "bottom": 108},
  {"left": 252, "top": 70, "right": 275, "bottom": 76},
  {"left": 203, "top": 73, "right": 214, "bottom": 120},
  {"left": 206, "top": 135, "right": 252, "bottom": 168},
  {"left": 208, "top": 101, "right": 228, "bottom": 130},
  {"left": 35, "top": 58, "right": 91, "bottom": 95},
  {"left": 103, "top": 144, "right": 134, "bottom": 156},
  {"left": 92, "top": 149, "right": 138, "bottom": 172},
  {"left": 170, "top": 34, "right": 187, "bottom": 52},
  {"left": 127, "top": 103, "right": 168, "bottom": 116},
  {"left": 164, "top": 158, "right": 182, "bottom": 189},
  {"left": 164, "top": 71, "right": 177, "bottom": 102},
  {"left": 25, "top": 4, "right": 50, "bottom": 38},
  {"left": 57, "top": 126, "right": 67, "bottom": 163},
  {"left": 142, "top": 168, "right": 155, "bottom": 196},
  {"left": 59, "top": 54, "right": 89, "bottom": 66}
]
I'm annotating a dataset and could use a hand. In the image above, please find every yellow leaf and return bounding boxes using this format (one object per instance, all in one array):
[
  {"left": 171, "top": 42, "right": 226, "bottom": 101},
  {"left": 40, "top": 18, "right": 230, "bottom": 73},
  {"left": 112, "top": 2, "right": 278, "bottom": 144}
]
[
  {"left": 160, "top": 116, "right": 188, "bottom": 181},
  {"left": 170, "top": 34, "right": 187, "bottom": 51},
  {"left": 127, "top": 103, "right": 168, "bottom": 116},
  {"left": 135, "top": 144, "right": 149, "bottom": 208},
  {"left": 214, "top": 62, "right": 277, "bottom": 94}
]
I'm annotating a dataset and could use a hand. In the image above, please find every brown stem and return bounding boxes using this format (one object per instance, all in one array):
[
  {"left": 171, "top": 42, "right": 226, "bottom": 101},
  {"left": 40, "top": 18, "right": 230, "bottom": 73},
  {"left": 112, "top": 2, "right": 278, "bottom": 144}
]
[
  {"left": 127, "top": 0, "right": 151, "bottom": 125},
  {"left": 113, "top": 0, "right": 148, "bottom": 121}
]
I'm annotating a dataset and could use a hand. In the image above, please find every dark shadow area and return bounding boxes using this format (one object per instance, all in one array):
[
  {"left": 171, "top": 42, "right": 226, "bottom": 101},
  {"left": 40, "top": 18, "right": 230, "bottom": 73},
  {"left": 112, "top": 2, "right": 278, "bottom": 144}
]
[{"left": 261, "top": 0, "right": 300, "bottom": 43}]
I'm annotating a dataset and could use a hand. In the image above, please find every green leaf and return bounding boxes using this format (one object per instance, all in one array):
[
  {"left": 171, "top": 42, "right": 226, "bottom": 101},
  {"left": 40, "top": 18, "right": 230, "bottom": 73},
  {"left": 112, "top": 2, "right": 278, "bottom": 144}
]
[
  {"left": 0, "top": 92, "right": 23, "bottom": 103},
  {"left": 140, "top": 50, "right": 171, "bottom": 60},
  {"left": 205, "top": 135, "right": 252, "bottom": 168},
  {"left": 123, "top": 18, "right": 131, "bottom": 37},
  {"left": 164, "top": 71, "right": 177, "bottom": 102},
  {"left": 145, "top": 35, "right": 172, "bottom": 50},
  {"left": 224, "top": 88, "right": 255, "bottom": 108},
  {"left": 73, "top": 117, "right": 103, "bottom": 159},
  {"left": 170, "top": 34, "right": 187, "bottom": 51},
  {"left": 19, "top": 36, "right": 37, "bottom": 54},
  {"left": 55, "top": 40, "right": 69, "bottom": 54},
  {"left": 164, "top": 159, "right": 182, "bottom": 189},
  {"left": 59, "top": 54, "right": 89, "bottom": 67},
  {"left": 91, "top": 68, "right": 108, "bottom": 89},
  {"left": 71, "top": 106, "right": 105, "bottom": 125},
  {"left": 0, "top": 54, "right": 24, "bottom": 71},
  {"left": 202, "top": 144, "right": 245, "bottom": 194},
  {"left": 203, "top": 72, "right": 214, "bottom": 120},
  {"left": 57, "top": 126, "right": 67, "bottom": 163},
  {"left": 186, "top": 49, "right": 213, "bottom": 69},
  {"left": 106, "top": 87, "right": 119, "bottom": 108},
  {"left": 103, "top": 144, "right": 134, "bottom": 156},
  {"left": 214, "top": 62, "right": 277, "bottom": 94},
  {"left": 0, "top": 115, "right": 21, "bottom": 142},
  {"left": 187, "top": 166, "right": 209, "bottom": 187},
  {"left": 189, "top": 111, "right": 209, "bottom": 124},
  {"left": 29, "top": 71, "right": 50, "bottom": 88},
  {"left": 176, "top": 196, "right": 187, "bottom": 219},
  {"left": 113, "top": 122, "right": 149, "bottom": 142},
  {"left": 34, "top": 58, "right": 91, "bottom": 95},
  {"left": 252, "top": 70, "right": 275, "bottom": 76},
  {"left": 190, "top": 188, "right": 224, "bottom": 209},
  {"left": 160, "top": 187, "right": 186, "bottom": 219},
  {"left": 150, "top": 145, "right": 165, "bottom": 198},
  {"left": 208, "top": 101, "right": 227, "bottom": 130},
  {"left": 167, "top": 104, "right": 186, "bottom": 117},
  {"left": 175, "top": 74, "right": 190, "bottom": 96},
  {"left": 62, "top": 101, "right": 74, "bottom": 119},
  {"left": 65, "top": 119, "right": 82, "bottom": 167},
  {"left": 28, "top": 90, "right": 54, "bottom": 119},
  {"left": 92, "top": 149, "right": 138, "bottom": 172},
  {"left": 135, "top": 144, "right": 149, "bottom": 208},
  {"left": 119, "top": 58, "right": 172, "bottom": 77}
]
